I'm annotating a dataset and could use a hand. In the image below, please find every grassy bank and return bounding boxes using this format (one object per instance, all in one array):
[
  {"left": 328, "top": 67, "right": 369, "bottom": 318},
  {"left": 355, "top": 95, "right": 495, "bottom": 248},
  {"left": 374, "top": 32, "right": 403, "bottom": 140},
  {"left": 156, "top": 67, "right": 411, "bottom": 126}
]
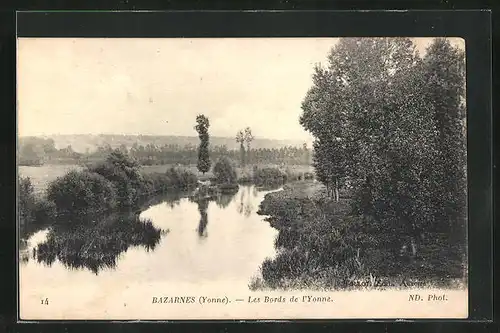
[{"left": 252, "top": 181, "right": 467, "bottom": 291}]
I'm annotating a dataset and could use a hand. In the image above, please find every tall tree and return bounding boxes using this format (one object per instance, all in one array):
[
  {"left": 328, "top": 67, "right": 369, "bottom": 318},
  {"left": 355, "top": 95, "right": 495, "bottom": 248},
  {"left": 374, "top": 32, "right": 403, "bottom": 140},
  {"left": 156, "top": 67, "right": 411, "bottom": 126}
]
[
  {"left": 421, "top": 38, "right": 466, "bottom": 231},
  {"left": 300, "top": 61, "right": 348, "bottom": 201},
  {"left": 300, "top": 38, "right": 445, "bottom": 252},
  {"left": 236, "top": 130, "right": 246, "bottom": 166},
  {"left": 302, "top": 143, "right": 309, "bottom": 165},
  {"left": 244, "top": 127, "right": 254, "bottom": 164},
  {"left": 195, "top": 114, "right": 211, "bottom": 175}
]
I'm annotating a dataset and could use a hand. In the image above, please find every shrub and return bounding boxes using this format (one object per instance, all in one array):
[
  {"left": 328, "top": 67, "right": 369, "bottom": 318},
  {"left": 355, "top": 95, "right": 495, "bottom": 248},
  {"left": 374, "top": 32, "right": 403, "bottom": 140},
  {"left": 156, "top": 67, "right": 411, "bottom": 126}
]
[
  {"left": 165, "top": 167, "right": 198, "bottom": 190},
  {"left": 32, "top": 199, "right": 56, "bottom": 224},
  {"left": 143, "top": 172, "right": 169, "bottom": 193},
  {"left": 19, "top": 176, "right": 56, "bottom": 235},
  {"left": 88, "top": 150, "right": 145, "bottom": 206},
  {"left": 253, "top": 167, "right": 286, "bottom": 186},
  {"left": 213, "top": 157, "right": 237, "bottom": 184},
  {"left": 176, "top": 168, "right": 198, "bottom": 189},
  {"left": 19, "top": 177, "right": 35, "bottom": 228},
  {"left": 47, "top": 170, "right": 117, "bottom": 215},
  {"left": 143, "top": 168, "right": 198, "bottom": 194}
]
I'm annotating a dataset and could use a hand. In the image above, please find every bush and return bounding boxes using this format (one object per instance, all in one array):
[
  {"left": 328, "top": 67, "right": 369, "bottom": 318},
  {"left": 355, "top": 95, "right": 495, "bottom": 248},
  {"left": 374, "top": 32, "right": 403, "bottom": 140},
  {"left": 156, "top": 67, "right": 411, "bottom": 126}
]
[
  {"left": 19, "top": 177, "right": 56, "bottom": 236},
  {"left": 143, "top": 172, "right": 169, "bottom": 193},
  {"left": 253, "top": 167, "right": 286, "bottom": 186},
  {"left": 47, "top": 170, "right": 117, "bottom": 215},
  {"left": 165, "top": 167, "right": 198, "bottom": 190},
  {"left": 88, "top": 150, "right": 148, "bottom": 206},
  {"left": 32, "top": 199, "right": 56, "bottom": 224},
  {"left": 177, "top": 168, "right": 198, "bottom": 189},
  {"left": 213, "top": 157, "right": 237, "bottom": 184},
  {"left": 143, "top": 168, "right": 198, "bottom": 194},
  {"left": 19, "top": 177, "right": 35, "bottom": 228}
]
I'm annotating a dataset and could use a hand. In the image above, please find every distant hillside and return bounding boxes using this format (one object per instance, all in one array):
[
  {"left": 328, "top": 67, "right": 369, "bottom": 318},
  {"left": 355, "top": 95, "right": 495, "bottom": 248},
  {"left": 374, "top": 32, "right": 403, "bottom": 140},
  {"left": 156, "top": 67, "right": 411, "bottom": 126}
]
[{"left": 19, "top": 134, "right": 308, "bottom": 153}]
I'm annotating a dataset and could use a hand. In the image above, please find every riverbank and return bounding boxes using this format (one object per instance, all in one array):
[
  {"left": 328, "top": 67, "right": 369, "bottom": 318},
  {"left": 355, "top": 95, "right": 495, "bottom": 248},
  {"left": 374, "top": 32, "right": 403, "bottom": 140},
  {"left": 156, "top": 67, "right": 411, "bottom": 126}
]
[
  {"left": 18, "top": 151, "right": 198, "bottom": 240},
  {"left": 18, "top": 150, "right": 296, "bottom": 241},
  {"left": 253, "top": 181, "right": 467, "bottom": 291}
]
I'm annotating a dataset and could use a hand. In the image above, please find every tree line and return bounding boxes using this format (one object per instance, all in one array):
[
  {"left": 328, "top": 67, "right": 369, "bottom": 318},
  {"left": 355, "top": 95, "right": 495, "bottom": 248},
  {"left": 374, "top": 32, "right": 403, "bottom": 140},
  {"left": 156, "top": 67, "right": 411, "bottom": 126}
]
[
  {"left": 20, "top": 138, "right": 312, "bottom": 167},
  {"left": 18, "top": 138, "right": 80, "bottom": 165},
  {"left": 300, "top": 38, "right": 466, "bottom": 252}
]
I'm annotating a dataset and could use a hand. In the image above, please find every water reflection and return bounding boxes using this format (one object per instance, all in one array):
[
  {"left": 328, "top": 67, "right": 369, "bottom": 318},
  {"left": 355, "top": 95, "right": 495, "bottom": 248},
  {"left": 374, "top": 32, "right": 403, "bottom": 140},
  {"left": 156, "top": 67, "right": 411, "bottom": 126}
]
[
  {"left": 214, "top": 192, "right": 234, "bottom": 209},
  {"left": 20, "top": 185, "right": 281, "bottom": 302},
  {"left": 21, "top": 185, "right": 280, "bottom": 277},
  {"left": 25, "top": 192, "right": 187, "bottom": 274},
  {"left": 31, "top": 212, "right": 164, "bottom": 274},
  {"left": 197, "top": 199, "right": 209, "bottom": 238},
  {"left": 236, "top": 186, "right": 258, "bottom": 217},
  {"left": 137, "top": 191, "right": 184, "bottom": 211},
  {"left": 19, "top": 239, "right": 30, "bottom": 264},
  {"left": 193, "top": 189, "right": 240, "bottom": 238}
]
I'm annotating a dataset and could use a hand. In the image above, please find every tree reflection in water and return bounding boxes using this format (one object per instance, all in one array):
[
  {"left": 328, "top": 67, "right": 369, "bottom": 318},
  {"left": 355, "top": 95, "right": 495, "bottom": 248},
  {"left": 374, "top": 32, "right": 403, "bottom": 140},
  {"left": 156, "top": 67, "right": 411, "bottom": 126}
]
[
  {"left": 196, "top": 198, "right": 209, "bottom": 238},
  {"left": 214, "top": 191, "right": 236, "bottom": 209},
  {"left": 193, "top": 188, "right": 239, "bottom": 239},
  {"left": 27, "top": 186, "right": 271, "bottom": 272},
  {"left": 138, "top": 191, "right": 183, "bottom": 211},
  {"left": 19, "top": 239, "right": 30, "bottom": 263},
  {"left": 237, "top": 186, "right": 256, "bottom": 217},
  {"left": 33, "top": 212, "right": 164, "bottom": 275},
  {"left": 237, "top": 190, "right": 245, "bottom": 216}
]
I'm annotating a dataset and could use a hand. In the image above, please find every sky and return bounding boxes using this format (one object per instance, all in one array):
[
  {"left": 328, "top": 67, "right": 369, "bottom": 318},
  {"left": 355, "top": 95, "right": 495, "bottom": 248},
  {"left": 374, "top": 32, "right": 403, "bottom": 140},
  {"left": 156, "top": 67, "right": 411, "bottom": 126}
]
[{"left": 17, "top": 37, "right": 464, "bottom": 143}]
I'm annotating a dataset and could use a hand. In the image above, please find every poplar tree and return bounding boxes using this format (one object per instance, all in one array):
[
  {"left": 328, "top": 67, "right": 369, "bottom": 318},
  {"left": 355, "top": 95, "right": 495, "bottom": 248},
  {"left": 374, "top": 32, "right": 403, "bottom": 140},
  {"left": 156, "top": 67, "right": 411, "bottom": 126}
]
[{"left": 195, "top": 114, "right": 211, "bottom": 175}]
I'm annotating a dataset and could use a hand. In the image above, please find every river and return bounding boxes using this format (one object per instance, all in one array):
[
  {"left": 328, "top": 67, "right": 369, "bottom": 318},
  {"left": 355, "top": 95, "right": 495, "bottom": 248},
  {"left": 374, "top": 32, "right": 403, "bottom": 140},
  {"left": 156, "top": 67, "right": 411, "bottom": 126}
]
[{"left": 19, "top": 185, "right": 280, "bottom": 319}]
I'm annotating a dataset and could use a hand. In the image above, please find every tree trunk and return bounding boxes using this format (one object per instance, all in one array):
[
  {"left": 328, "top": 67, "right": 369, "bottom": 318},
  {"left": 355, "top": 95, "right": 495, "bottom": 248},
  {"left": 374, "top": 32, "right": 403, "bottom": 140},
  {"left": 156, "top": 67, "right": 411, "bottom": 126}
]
[
  {"left": 334, "top": 177, "right": 340, "bottom": 202},
  {"left": 410, "top": 236, "right": 417, "bottom": 257}
]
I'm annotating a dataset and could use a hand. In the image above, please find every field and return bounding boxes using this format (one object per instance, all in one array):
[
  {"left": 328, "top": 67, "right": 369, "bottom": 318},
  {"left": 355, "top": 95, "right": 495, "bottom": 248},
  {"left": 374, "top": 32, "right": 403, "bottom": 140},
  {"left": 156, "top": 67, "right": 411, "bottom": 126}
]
[{"left": 18, "top": 165, "right": 84, "bottom": 195}]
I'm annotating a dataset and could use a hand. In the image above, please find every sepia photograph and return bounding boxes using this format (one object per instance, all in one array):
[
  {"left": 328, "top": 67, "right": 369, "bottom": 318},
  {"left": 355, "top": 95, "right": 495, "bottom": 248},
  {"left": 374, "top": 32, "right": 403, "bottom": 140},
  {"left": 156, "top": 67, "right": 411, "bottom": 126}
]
[{"left": 17, "top": 37, "right": 468, "bottom": 320}]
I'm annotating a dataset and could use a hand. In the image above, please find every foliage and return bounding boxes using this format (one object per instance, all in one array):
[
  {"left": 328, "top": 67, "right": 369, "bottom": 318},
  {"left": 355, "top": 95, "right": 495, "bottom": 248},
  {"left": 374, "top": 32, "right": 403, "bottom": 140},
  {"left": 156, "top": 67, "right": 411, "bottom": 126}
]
[
  {"left": 143, "top": 166, "right": 198, "bottom": 194},
  {"left": 165, "top": 167, "right": 198, "bottom": 190},
  {"left": 244, "top": 127, "right": 254, "bottom": 164},
  {"left": 233, "top": 126, "right": 255, "bottom": 165},
  {"left": 300, "top": 37, "right": 466, "bottom": 239},
  {"left": 213, "top": 157, "right": 238, "bottom": 184},
  {"left": 251, "top": 38, "right": 467, "bottom": 290},
  {"left": 253, "top": 167, "right": 287, "bottom": 186},
  {"left": 88, "top": 150, "right": 145, "bottom": 207},
  {"left": 19, "top": 177, "right": 35, "bottom": 227},
  {"left": 19, "top": 176, "right": 56, "bottom": 237},
  {"left": 255, "top": 182, "right": 466, "bottom": 290},
  {"left": 46, "top": 170, "right": 117, "bottom": 216},
  {"left": 236, "top": 130, "right": 246, "bottom": 166},
  {"left": 195, "top": 114, "right": 212, "bottom": 174},
  {"left": 19, "top": 137, "right": 82, "bottom": 165},
  {"left": 421, "top": 38, "right": 467, "bottom": 229}
]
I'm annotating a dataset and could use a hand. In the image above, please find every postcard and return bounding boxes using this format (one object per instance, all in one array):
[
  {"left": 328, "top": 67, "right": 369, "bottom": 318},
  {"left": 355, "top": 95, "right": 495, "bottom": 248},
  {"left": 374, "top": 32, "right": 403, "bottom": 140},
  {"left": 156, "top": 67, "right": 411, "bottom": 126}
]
[{"left": 17, "top": 37, "right": 467, "bottom": 320}]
